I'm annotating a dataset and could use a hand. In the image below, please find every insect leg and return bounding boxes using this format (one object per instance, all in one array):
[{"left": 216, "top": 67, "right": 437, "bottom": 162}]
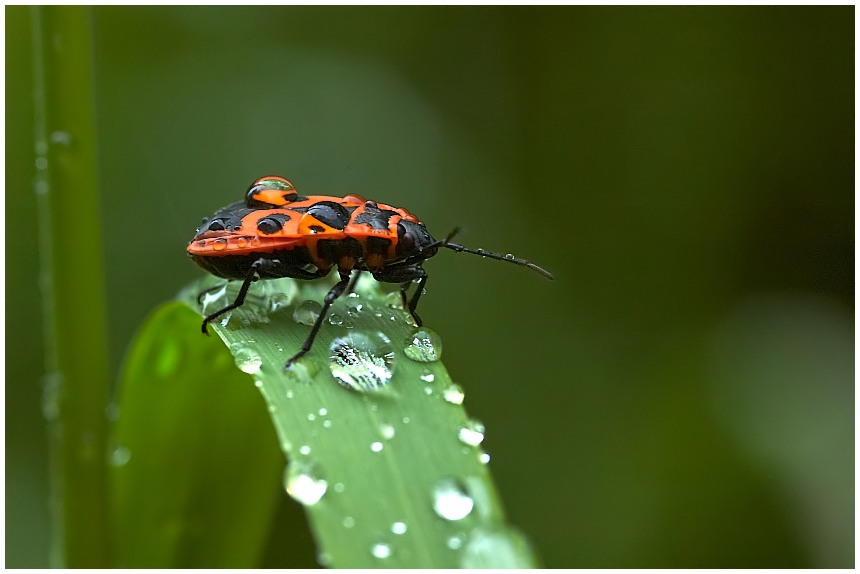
[
  {"left": 346, "top": 270, "right": 363, "bottom": 295},
  {"left": 285, "top": 270, "right": 352, "bottom": 369},
  {"left": 405, "top": 271, "right": 428, "bottom": 327},
  {"left": 200, "top": 260, "right": 263, "bottom": 335}
]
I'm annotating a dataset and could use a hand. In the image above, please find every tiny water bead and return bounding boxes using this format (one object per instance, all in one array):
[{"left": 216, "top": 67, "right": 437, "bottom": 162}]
[
  {"left": 299, "top": 445, "right": 311, "bottom": 455},
  {"left": 342, "top": 516, "right": 356, "bottom": 528},
  {"left": 391, "top": 521, "right": 408, "bottom": 535},
  {"left": 419, "top": 372, "right": 435, "bottom": 383},
  {"left": 458, "top": 420, "right": 486, "bottom": 446},
  {"left": 432, "top": 478, "right": 475, "bottom": 521},
  {"left": 404, "top": 327, "right": 443, "bottom": 362},
  {"left": 371, "top": 542, "right": 392, "bottom": 559},
  {"left": 284, "top": 461, "right": 328, "bottom": 506},
  {"left": 329, "top": 332, "right": 395, "bottom": 392},
  {"left": 443, "top": 383, "right": 465, "bottom": 405},
  {"left": 479, "top": 452, "right": 491, "bottom": 464},
  {"left": 328, "top": 312, "right": 345, "bottom": 326},
  {"left": 370, "top": 441, "right": 384, "bottom": 453},
  {"left": 292, "top": 300, "right": 323, "bottom": 326}
]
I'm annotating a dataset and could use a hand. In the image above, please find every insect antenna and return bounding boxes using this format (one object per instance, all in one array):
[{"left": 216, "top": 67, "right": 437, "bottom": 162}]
[{"left": 435, "top": 227, "right": 555, "bottom": 280}]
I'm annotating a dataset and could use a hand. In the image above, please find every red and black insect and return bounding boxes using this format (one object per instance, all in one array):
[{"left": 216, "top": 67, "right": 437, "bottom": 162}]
[{"left": 187, "top": 176, "right": 554, "bottom": 369}]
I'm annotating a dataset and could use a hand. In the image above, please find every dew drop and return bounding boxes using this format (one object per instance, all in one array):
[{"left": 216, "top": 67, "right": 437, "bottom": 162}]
[
  {"left": 479, "top": 452, "right": 491, "bottom": 464},
  {"left": 420, "top": 372, "right": 435, "bottom": 383},
  {"left": 379, "top": 423, "right": 395, "bottom": 439},
  {"left": 299, "top": 445, "right": 311, "bottom": 456},
  {"left": 458, "top": 420, "right": 486, "bottom": 446},
  {"left": 443, "top": 383, "right": 465, "bottom": 405},
  {"left": 343, "top": 516, "right": 355, "bottom": 528},
  {"left": 318, "top": 407, "right": 328, "bottom": 416},
  {"left": 284, "top": 461, "right": 327, "bottom": 506},
  {"left": 328, "top": 312, "right": 345, "bottom": 326},
  {"left": 391, "top": 521, "right": 408, "bottom": 535},
  {"left": 334, "top": 482, "right": 346, "bottom": 493},
  {"left": 329, "top": 332, "right": 395, "bottom": 392},
  {"left": 447, "top": 533, "right": 466, "bottom": 550},
  {"left": 307, "top": 413, "right": 316, "bottom": 421},
  {"left": 110, "top": 446, "right": 131, "bottom": 467},
  {"left": 404, "top": 327, "right": 443, "bottom": 362},
  {"left": 323, "top": 419, "right": 333, "bottom": 428},
  {"left": 232, "top": 346, "right": 262, "bottom": 374},
  {"left": 371, "top": 542, "right": 392, "bottom": 559},
  {"left": 370, "top": 441, "right": 384, "bottom": 453},
  {"left": 432, "top": 478, "right": 474, "bottom": 521},
  {"left": 346, "top": 303, "right": 363, "bottom": 317},
  {"left": 293, "top": 300, "right": 323, "bottom": 326}
]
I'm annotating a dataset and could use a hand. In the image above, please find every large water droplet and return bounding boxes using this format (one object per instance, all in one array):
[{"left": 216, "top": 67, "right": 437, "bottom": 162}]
[
  {"left": 432, "top": 478, "right": 474, "bottom": 521},
  {"left": 458, "top": 419, "right": 485, "bottom": 446},
  {"left": 443, "top": 383, "right": 465, "bottom": 405},
  {"left": 459, "top": 526, "right": 537, "bottom": 568},
  {"left": 293, "top": 300, "right": 323, "bottom": 326},
  {"left": 329, "top": 332, "right": 395, "bottom": 392},
  {"left": 232, "top": 346, "right": 262, "bottom": 374},
  {"left": 284, "top": 461, "right": 327, "bottom": 506},
  {"left": 371, "top": 542, "right": 392, "bottom": 559},
  {"left": 404, "top": 327, "right": 443, "bottom": 362}
]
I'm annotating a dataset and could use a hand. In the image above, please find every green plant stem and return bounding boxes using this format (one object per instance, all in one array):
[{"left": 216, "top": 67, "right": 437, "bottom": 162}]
[{"left": 32, "top": 6, "right": 111, "bottom": 567}]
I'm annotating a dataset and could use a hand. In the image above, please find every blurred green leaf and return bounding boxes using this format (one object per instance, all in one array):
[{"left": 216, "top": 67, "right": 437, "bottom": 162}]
[{"left": 109, "top": 301, "right": 283, "bottom": 567}]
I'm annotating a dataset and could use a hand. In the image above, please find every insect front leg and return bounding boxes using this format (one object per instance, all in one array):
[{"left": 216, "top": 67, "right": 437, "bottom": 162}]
[
  {"left": 285, "top": 270, "right": 353, "bottom": 369},
  {"left": 200, "top": 259, "right": 267, "bottom": 335},
  {"left": 374, "top": 264, "right": 427, "bottom": 327}
]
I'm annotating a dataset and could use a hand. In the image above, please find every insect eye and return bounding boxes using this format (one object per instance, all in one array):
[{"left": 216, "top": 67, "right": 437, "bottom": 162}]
[
  {"left": 397, "top": 223, "right": 416, "bottom": 252},
  {"left": 245, "top": 176, "right": 298, "bottom": 208}
]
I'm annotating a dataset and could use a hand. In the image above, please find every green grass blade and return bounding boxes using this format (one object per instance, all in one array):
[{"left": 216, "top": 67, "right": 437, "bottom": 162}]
[
  {"left": 178, "top": 273, "right": 540, "bottom": 568},
  {"left": 31, "top": 6, "right": 111, "bottom": 567},
  {"left": 109, "top": 301, "right": 284, "bottom": 567}
]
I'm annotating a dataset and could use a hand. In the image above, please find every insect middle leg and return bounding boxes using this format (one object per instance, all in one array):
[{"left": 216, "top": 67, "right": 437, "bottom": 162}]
[
  {"left": 285, "top": 270, "right": 353, "bottom": 369},
  {"left": 200, "top": 260, "right": 265, "bottom": 335}
]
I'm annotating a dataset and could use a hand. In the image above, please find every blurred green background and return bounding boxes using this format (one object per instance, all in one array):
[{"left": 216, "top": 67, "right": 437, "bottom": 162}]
[{"left": 6, "top": 5, "right": 853, "bottom": 568}]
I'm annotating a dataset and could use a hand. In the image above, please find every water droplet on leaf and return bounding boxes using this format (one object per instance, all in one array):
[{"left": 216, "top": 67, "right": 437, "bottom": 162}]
[
  {"left": 404, "top": 327, "right": 443, "bottom": 362},
  {"left": 329, "top": 332, "right": 395, "bottom": 392},
  {"left": 432, "top": 478, "right": 474, "bottom": 521}
]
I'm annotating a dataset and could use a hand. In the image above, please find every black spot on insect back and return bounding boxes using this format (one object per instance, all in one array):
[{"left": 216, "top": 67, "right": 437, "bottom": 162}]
[
  {"left": 307, "top": 201, "right": 352, "bottom": 230},
  {"left": 256, "top": 213, "right": 292, "bottom": 235},
  {"left": 355, "top": 202, "right": 400, "bottom": 230}
]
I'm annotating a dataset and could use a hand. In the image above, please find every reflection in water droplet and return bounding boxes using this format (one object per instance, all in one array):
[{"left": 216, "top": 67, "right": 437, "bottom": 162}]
[
  {"left": 329, "top": 332, "right": 395, "bottom": 392},
  {"left": 432, "top": 478, "right": 474, "bottom": 521},
  {"left": 293, "top": 300, "right": 323, "bottom": 326},
  {"left": 284, "top": 461, "right": 328, "bottom": 506},
  {"left": 371, "top": 542, "right": 392, "bottom": 559},
  {"left": 459, "top": 526, "right": 537, "bottom": 568},
  {"left": 404, "top": 327, "right": 443, "bottom": 362},
  {"left": 391, "top": 521, "right": 407, "bottom": 535},
  {"left": 443, "top": 383, "right": 465, "bottom": 405},
  {"left": 458, "top": 420, "right": 486, "bottom": 446}
]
